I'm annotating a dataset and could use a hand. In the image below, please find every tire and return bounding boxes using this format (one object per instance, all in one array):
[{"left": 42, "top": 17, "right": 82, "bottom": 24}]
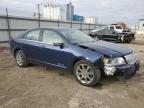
[
  {"left": 15, "top": 50, "right": 28, "bottom": 67},
  {"left": 94, "top": 35, "right": 99, "bottom": 40},
  {"left": 124, "top": 37, "right": 131, "bottom": 43},
  {"left": 122, "top": 37, "right": 127, "bottom": 43},
  {"left": 73, "top": 60, "right": 101, "bottom": 87}
]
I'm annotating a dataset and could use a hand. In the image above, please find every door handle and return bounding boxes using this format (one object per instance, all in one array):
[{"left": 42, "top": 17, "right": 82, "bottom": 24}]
[{"left": 41, "top": 46, "right": 45, "bottom": 48}]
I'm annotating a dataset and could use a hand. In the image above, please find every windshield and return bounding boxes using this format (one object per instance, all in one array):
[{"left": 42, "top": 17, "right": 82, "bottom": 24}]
[
  {"left": 115, "top": 26, "right": 122, "bottom": 29},
  {"left": 61, "top": 29, "right": 95, "bottom": 44}
]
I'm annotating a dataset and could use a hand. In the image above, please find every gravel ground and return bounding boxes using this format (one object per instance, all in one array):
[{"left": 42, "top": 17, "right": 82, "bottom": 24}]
[{"left": 0, "top": 43, "right": 144, "bottom": 108}]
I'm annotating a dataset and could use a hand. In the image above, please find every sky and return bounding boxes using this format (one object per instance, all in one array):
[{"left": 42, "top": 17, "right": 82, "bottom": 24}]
[{"left": 0, "top": 0, "right": 144, "bottom": 26}]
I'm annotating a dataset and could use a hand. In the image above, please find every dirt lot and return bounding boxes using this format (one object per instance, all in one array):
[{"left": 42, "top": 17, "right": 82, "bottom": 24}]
[{"left": 0, "top": 43, "right": 144, "bottom": 108}]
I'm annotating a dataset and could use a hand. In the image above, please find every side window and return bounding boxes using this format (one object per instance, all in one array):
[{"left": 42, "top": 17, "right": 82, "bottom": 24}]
[
  {"left": 107, "top": 30, "right": 113, "bottom": 34},
  {"left": 25, "top": 30, "right": 40, "bottom": 41},
  {"left": 110, "top": 26, "right": 114, "bottom": 30},
  {"left": 42, "top": 30, "right": 63, "bottom": 45}
]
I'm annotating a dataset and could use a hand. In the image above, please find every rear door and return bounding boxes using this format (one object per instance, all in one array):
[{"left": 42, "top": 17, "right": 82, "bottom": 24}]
[
  {"left": 102, "top": 29, "right": 117, "bottom": 40},
  {"left": 22, "top": 29, "right": 43, "bottom": 62}
]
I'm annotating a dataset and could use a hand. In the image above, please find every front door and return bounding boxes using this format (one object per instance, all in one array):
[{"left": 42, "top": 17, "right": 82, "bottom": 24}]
[
  {"left": 39, "top": 29, "right": 74, "bottom": 69},
  {"left": 103, "top": 29, "right": 117, "bottom": 40}
]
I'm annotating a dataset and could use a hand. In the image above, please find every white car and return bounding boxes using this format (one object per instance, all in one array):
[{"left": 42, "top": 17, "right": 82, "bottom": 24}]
[{"left": 108, "top": 25, "right": 123, "bottom": 33}]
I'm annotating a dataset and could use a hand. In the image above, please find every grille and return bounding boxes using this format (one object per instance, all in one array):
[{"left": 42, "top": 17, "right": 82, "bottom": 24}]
[{"left": 124, "top": 53, "right": 136, "bottom": 64}]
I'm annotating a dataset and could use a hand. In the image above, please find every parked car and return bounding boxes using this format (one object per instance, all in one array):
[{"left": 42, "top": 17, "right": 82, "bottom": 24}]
[
  {"left": 90, "top": 28, "right": 135, "bottom": 43},
  {"left": 108, "top": 25, "right": 123, "bottom": 33},
  {"left": 108, "top": 24, "right": 135, "bottom": 41},
  {"left": 10, "top": 28, "right": 140, "bottom": 87}
]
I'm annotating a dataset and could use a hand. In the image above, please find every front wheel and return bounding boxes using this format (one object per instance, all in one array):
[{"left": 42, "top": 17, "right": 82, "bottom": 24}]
[
  {"left": 73, "top": 60, "right": 101, "bottom": 87},
  {"left": 124, "top": 37, "right": 131, "bottom": 43},
  {"left": 93, "top": 35, "right": 100, "bottom": 40},
  {"left": 15, "top": 50, "right": 28, "bottom": 67}
]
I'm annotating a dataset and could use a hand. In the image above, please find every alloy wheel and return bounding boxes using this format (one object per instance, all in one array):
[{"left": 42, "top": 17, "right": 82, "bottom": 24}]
[
  {"left": 76, "top": 64, "right": 94, "bottom": 84},
  {"left": 16, "top": 52, "right": 24, "bottom": 66}
]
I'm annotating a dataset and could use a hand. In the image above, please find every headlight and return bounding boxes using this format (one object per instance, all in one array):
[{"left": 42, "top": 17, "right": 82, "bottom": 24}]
[{"left": 103, "top": 57, "right": 126, "bottom": 66}]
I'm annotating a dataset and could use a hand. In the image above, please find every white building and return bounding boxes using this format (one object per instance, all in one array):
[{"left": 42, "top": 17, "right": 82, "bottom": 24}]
[
  {"left": 85, "top": 17, "right": 96, "bottom": 24},
  {"left": 136, "top": 19, "right": 144, "bottom": 34},
  {"left": 139, "top": 19, "right": 144, "bottom": 31},
  {"left": 43, "top": 4, "right": 66, "bottom": 20},
  {"left": 42, "top": 2, "right": 74, "bottom": 21}
]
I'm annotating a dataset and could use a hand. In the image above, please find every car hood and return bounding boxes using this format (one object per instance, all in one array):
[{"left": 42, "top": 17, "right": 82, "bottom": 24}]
[
  {"left": 115, "top": 29, "right": 123, "bottom": 33},
  {"left": 120, "top": 32, "right": 132, "bottom": 35},
  {"left": 78, "top": 40, "right": 133, "bottom": 57}
]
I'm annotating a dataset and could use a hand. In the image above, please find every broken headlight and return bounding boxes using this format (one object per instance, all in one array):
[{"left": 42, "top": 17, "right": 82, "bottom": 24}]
[
  {"left": 103, "top": 57, "right": 126, "bottom": 66},
  {"left": 103, "top": 57, "right": 126, "bottom": 75}
]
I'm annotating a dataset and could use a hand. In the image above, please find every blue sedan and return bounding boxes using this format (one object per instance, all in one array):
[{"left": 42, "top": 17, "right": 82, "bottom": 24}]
[{"left": 10, "top": 28, "right": 140, "bottom": 86}]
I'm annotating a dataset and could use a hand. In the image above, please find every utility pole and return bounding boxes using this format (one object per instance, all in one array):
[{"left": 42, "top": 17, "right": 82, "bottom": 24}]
[
  {"left": 135, "top": 24, "right": 137, "bottom": 32},
  {"left": 95, "top": 17, "right": 98, "bottom": 29},
  {"left": 89, "top": 23, "right": 90, "bottom": 34},
  {"left": 80, "top": 21, "right": 83, "bottom": 31},
  {"left": 37, "top": 4, "right": 41, "bottom": 27},
  {"left": 71, "top": 19, "right": 72, "bottom": 28},
  {"left": 138, "top": 21, "right": 140, "bottom": 30},
  {"left": 58, "top": 16, "right": 60, "bottom": 27},
  {"left": 6, "top": 8, "right": 11, "bottom": 39}
]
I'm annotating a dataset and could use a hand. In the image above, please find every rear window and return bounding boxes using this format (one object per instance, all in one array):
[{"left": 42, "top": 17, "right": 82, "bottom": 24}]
[
  {"left": 115, "top": 26, "right": 122, "bottom": 29},
  {"left": 25, "top": 30, "right": 40, "bottom": 41}
]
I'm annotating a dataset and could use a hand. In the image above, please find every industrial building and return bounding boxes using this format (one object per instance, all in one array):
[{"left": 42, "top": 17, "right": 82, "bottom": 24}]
[
  {"left": 85, "top": 17, "right": 96, "bottom": 24},
  {"left": 65, "top": 2, "right": 74, "bottom": 21},
  {"left": 43, "top": 4, "right": 65, "bottom": 20},
  {"left": 73, "top": 14, "right": 84, "bottom": 22},
  {"left": 42, "top": 2, "right": 74, "bottom": 21},
  {"left": 139, "top": 19, "right": 144, "bottom": 31},
  {"left": 41, "top": 1, "right": 97, "bottom": 24}
]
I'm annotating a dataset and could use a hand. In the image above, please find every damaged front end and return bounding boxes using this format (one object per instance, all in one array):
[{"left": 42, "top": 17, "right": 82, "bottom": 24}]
[
  {"left": 102, "top": 52, "right": 139, "bottom": 78},
  {"left": 102, "top": 56, "right": 126, "bottom": 76}
]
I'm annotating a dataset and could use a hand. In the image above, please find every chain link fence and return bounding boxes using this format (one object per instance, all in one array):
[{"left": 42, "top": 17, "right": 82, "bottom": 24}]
[{"left": 0, "top": 14, "right": 106, "bottom": 44}]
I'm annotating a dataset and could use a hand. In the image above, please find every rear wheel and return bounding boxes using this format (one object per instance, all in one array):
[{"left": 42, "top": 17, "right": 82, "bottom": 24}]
[
  {"left": 73, "top": 60, "right": 101, "bottom": 87},
  {"left": 15, "top": 50, "right": 28, "bottom": 67},
  {"left": 93, "top": 35, "right": 99, "bottom": 40}
]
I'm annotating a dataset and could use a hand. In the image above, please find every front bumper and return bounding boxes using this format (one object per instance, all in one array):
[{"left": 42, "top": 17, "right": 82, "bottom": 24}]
[
  {"left": 115, "top": 60, "right": 140, "bottom": 79},
  {"left": 104, "top": 60, "right": 140, "bottom": 79}
]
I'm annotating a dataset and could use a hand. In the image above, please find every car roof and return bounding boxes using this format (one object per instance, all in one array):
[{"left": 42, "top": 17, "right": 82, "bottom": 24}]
[
  {"left": 30, "top": 27, "right": 73, "bottom": 31},
  {"left": 19, "top": 27, "right": 71, "bottom": 38},
  {"left": 92, "top": 28, "right": 113, "bottom": 32}
]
